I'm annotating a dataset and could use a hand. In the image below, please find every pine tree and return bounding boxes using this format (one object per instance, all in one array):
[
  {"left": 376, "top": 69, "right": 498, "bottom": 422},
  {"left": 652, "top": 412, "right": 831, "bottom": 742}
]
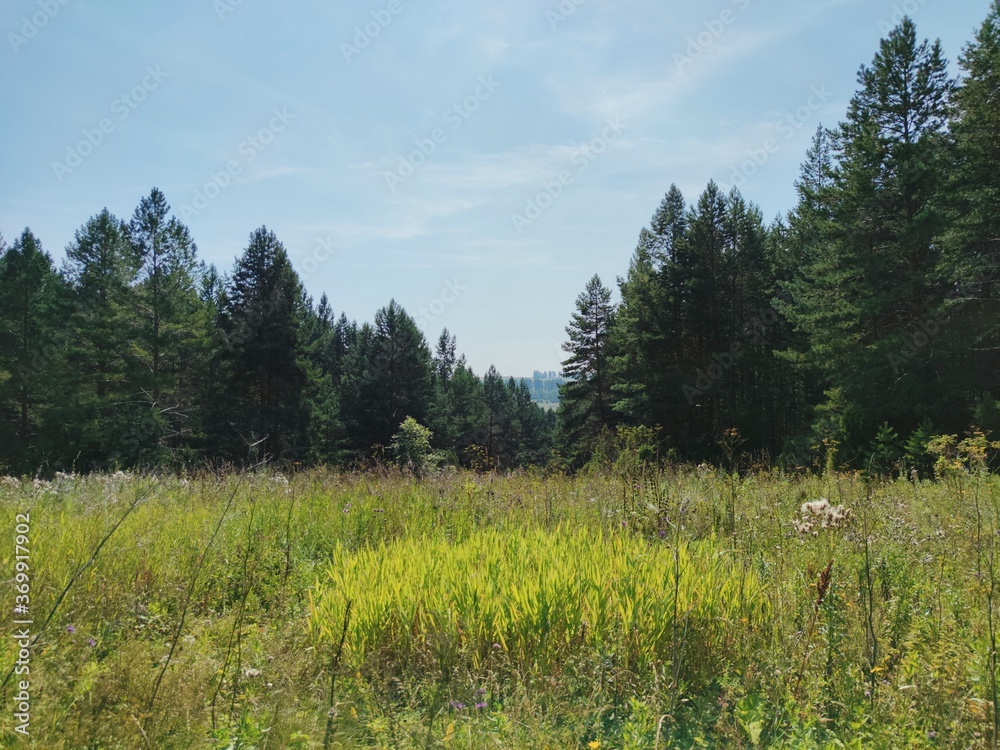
[
  {"left": 446, "top": 361, "right": 488, "bottom": 467},
  {"left": 613, "top": 185, "right": 689, "bottom": 430},
  {"left": 428, "top": 329, "right": 460, "bottom": 451},
  {"left": 216, "top": 227, "right": 310, "bottom": 462},
  {"left": 482, "top": 367, "right": 515, "bottom": 468},
  {"left": 63, "top": 209, "right": 140, "bottom": 468},
  {"left": 774, "top": 128, "right": 839, "bottom": 463},
  {"left": 341, "top": 300, "right": 433, "bottom": 454},
  {"left": 300, "top": 294, "right": 344, "bottom": 464},
  {"left": 0, "top": 230, "right": 67, "bottom": 472},
  {"left": 511, "top": 378, "right": 551, "bottom": 465},
  {"left": 943, "top": 1, "right": 1000, "bottom": 426},
  {"left": 783, "top": 18, "right": 956, "bottom": 458},
  {"left": 558, "top": 274, "right": 615, "bottom": 465},
  {"left": 128, "top": 188, "right": 205, "bottom": 461}
]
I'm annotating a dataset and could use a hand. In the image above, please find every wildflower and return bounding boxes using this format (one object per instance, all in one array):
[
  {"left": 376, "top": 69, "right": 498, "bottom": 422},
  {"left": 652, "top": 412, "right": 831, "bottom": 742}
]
[
  {"left": 66, "top": 625, "right": 76, "bottom": 634},
  {"left": 796, "top": 498, "right": 853, "bottom": 534},
  {"left": 449, "top": 701, "right": 465, "bottom": 710},
  {"left": 658, "top": 529, "right": 667, "bottom": 539},
  {"left": 87, "top": 638, "right": 96, "bottom": 647},
  {"left": 244, "top": 668, "right": 262, "bottom": 679},
  {"left": 475, "top": 701, "right": 487, "bottom": 709}
]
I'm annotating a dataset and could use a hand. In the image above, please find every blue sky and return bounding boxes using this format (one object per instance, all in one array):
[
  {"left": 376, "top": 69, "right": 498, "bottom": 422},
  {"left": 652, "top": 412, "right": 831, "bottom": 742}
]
[{"left": 0, "top": 0, "right": 991, "bottom": 377}]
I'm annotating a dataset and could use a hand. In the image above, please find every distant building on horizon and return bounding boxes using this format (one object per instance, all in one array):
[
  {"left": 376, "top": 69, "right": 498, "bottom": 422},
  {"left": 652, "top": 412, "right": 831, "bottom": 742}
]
[{"left": 524, "top": 371, "right": 566, "bottom": 404}]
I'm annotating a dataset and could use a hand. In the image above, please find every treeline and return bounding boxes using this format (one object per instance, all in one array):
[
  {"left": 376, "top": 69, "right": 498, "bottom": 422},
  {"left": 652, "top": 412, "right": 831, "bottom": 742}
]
[
  {"left": 558, "top": 11, "right": 1000, "bottom": 470},
  {"left": 0, "top": 194, "right": 554, "bottom": 474}
]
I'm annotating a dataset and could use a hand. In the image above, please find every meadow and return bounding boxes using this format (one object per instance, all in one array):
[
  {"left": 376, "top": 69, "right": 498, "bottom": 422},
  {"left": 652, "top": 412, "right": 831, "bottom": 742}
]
[{"left": 1, "top": 460, "right": 999, "bottom": 748}]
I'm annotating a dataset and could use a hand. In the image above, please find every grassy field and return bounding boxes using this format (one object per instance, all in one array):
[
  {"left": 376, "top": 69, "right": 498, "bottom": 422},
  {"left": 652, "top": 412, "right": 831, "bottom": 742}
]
[{"left": 1, "top": 464, "right": 999, "bottom": 748}]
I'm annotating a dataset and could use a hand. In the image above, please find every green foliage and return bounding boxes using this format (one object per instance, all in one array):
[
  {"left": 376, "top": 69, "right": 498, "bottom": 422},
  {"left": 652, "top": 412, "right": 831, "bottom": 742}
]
[
  {"left": 128, "top": 188, "right": 205, "bottom": 463},
  {"left": 213, "top": 226, "right": 312, "bottom": 463},
  {"left": 867, "top": 422, "right": 901, "bottom": 476},
  {"left": 4, "top": 468, "right": 1000, "bottom": 747},
  {"left": 309, "top": 526, "right": 766, "bottom": 683},
  {"left": 341, "top": 300, "right": 434, "bottom": 455},
  {"left": 2, "top": 10, "right": 1000, "bottom": 476},
  {"left": 389, "top": 417, "right": 437, "bottom": 475},
  {"left": 0, "top": 229, "right": 68, "bottom": 471},
  {"left": 558, "top": 275, "right": 615, "bottom": 466},
  {"left": 904, "top": 419, "right": 937, "bottom": 477},
  {"left": 586, "top": 425, "right": 660, "bottom": 477}
]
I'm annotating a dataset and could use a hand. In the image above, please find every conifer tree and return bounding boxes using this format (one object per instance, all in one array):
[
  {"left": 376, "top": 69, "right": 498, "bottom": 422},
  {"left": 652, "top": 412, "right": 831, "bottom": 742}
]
[
  {"left": 943, "top": 1, "right": 1000, "bottom": 425},
  {"left": 128, "top": 188, "right": 204, "bottom": 461},
  {"left": 0, "top": 230, "right": 67, "bottom": 471},
  {"left": 63, "top": 209, "right": 139, "bottom": 468},
  {"left": 215, "top": 227, "right": 310, "bottom": 462},
  {"left": 341, "top": 300, "right": 433, "bottom": 454},
  {"left": 558, "top": 274, "right": 615, "bottom": 465},
  {"left": 783, "top": 18, "right": 955, "bottom": 456}
]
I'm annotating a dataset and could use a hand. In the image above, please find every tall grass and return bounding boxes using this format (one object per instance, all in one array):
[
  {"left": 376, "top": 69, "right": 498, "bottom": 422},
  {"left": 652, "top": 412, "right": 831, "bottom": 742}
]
[
  {"left": 308, "top": 527, "right": 767, "bottom": 681},
  {"left": 0, "top": 467, "right": 997, "bottom": 747}
]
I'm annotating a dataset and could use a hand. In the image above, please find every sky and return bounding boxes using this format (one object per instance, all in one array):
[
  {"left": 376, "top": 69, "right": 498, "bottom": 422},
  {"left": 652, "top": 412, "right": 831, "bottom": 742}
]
[{"left": 0, "top": 0, "right": 991, "bottom": 377}]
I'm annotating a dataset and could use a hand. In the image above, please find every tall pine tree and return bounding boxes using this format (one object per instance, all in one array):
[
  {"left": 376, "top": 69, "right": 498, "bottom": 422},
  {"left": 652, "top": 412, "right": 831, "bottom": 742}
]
[
  {"left": 63, "top": 210, "right": 139, "bottom": 468},
  {"left": 128, "top": 188, "right": 205, "bottom": 462},
  {"left": 215, "top": 227, "right": 310, "bottom": 462},
  {"left": 0, "top": 230, "right": 67, "bottom": 472},
  {"left": 558, "top": 275, "right": 615, "bottom": 466}
]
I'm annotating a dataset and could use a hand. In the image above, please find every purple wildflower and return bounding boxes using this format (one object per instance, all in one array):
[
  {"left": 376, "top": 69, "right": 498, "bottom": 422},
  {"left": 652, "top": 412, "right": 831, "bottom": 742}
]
[
  {"left": 87, "top": 638, "right": 96, "bottom": 647},
  {"left": 449, "top": 701, "right": 466, "bottom": 710},
  {"left": 475, "top": 702, "right": 487, "bottom": 709},
  {"left": 66, "top": 625, "right": 76, "bottom": 634}
]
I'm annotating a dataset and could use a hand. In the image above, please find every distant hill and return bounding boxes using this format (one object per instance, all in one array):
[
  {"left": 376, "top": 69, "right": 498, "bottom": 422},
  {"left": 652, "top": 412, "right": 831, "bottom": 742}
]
[{"left": 517, "top": 371, "right": 566, "bottom": 405}]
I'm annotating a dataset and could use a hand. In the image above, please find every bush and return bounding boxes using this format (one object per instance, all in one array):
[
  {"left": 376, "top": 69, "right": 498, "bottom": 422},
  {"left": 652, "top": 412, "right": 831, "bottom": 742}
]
[{"left": 389, "top": 417, "right": 438, "bottom": 476}]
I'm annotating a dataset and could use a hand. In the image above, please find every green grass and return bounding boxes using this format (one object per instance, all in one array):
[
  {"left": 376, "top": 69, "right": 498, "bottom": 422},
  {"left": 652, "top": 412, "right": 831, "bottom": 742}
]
[{"left": 0, "top": 466, "right": 999, "bottom": 747}]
